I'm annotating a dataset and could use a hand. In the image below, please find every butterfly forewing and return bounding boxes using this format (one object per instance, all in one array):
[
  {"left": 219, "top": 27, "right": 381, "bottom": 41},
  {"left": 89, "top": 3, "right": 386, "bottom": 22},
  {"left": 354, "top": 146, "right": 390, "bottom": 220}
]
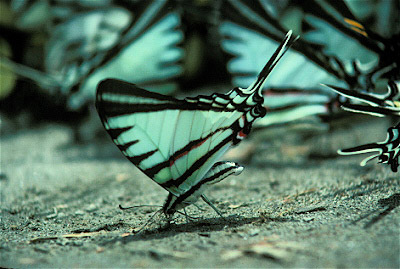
[{"left": 96, "top": 79, "right": 244, "bottom": 196}]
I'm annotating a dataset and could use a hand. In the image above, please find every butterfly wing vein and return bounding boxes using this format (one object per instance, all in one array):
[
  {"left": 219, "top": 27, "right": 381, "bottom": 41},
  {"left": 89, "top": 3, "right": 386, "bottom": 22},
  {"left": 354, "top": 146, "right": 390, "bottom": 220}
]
[{"left": 96, "top": 79, "right": 242, "bottom": 196}]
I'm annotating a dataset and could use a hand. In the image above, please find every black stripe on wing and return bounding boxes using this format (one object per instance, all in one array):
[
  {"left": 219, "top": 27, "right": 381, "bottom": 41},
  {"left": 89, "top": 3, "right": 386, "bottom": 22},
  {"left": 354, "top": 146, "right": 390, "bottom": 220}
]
[
  {"left": 128, "top": 150, "right": 158, "bottom": 165},
  {"left": 106, "top": 126, "right": 133, "bottom": 139},
  {"left": 97, "top": 78, "right": 180, "bottom": 102},
  {"left": 299, "top": 0, "right": 381, "bottom": 53},
  {"left": 143, "top": 126, "right": 231, "bottom": 178},
  {"left": 97, "top": 79, "right": 234, "bottom": 115},
  {"left": 221, "top": 0, "right": 351, "bottom": 86},
  {"left": 327, "top": 83, "right": 400, "bottom": 116},
  {"left": 117, "top": 139, "right": 139, "bottom": 152},
  {"left": 162, "top": 123, "right": 240, "bottom": 189},
  {"left": 96, "top": 78, "right": 242, "bottom": 193},
  {"left": 187, "top": 86, "right": 268, "bottom": 112},
  {"left": 387, "top": 81, "right": 400, "bottom": 101},
  {"left": 166, "top": 161, "right": 243, "bottom": 213}
]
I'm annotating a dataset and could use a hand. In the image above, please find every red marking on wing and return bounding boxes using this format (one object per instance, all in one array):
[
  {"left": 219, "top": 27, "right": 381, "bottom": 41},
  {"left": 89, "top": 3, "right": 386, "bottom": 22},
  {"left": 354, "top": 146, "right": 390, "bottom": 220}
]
[
  {"left": 238, "top": 130, "right": 247, "bottom": 138},
  {"left": 169, "top": 137, "right": 209, "bottom": 167}
]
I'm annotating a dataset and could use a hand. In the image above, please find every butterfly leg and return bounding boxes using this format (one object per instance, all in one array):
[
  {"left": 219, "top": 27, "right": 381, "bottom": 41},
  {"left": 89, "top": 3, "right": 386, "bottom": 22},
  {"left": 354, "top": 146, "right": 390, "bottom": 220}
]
[
  {"left": 197, "top": 161, "right": 244, "bottom": 219},
  {"left": 201, "top": 194, "right": 226, "bottom": 220},
  {"left": 191, "top": 203, "right": 206, "bottom": 211},
  {"left": 176, "top": 209, "right": 200, "bottom": 221}
]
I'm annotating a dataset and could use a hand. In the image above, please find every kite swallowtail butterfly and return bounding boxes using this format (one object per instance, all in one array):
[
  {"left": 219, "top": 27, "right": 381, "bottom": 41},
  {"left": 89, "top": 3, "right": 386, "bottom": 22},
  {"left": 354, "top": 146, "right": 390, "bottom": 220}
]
[
  {"left": 300, "top": 0, "right": 399, "bottom": 172},
  {"left": 96, "top": 31, "right": 295, "bottom": 217},
  {"left": 52, "top": 0, "right": 184, "bottom": 110},
  {"left": 6, "top": 0, "right": 184, "bottom": 110},
  {"left": 338, "top": 122, "right": 400, "bottom": 172},
  {"left": 218, "top": 0, "right": 344, "bottom": 130},
  {"left": 327, "top": 81, "right": 400, "bottom": 172},
  {"left": 219, "top": 0, "right": 399, "bottom": 129}
]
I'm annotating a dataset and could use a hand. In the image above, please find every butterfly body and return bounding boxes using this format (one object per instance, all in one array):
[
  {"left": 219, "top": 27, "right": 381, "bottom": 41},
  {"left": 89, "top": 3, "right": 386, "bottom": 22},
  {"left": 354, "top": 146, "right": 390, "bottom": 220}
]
[{"left": 96, "top": 32, "right": 294, "bottom": 217}]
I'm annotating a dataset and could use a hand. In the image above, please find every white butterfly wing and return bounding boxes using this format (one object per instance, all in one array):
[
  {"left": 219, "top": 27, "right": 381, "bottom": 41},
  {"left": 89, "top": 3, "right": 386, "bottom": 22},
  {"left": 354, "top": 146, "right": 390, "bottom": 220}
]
[{"left": 96, "top": 79, "right": 242, "bottom": 196}]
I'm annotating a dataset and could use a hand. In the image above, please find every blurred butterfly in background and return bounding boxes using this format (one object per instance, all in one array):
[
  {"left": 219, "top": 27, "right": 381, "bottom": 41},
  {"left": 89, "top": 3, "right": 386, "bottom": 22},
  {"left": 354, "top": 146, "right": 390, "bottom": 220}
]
[
  {"left": 328, "top": 81, "right": 399, "bottom": 172},
  {"left": 5, "top": 0, "right": 184, "bottom": 110},
  {"left": 298, "top": 0, "right": 399, "bottom": 90},
  {"left": 297, "top": 0, "right": 399, "bottom": 172},
  {"left": 218, "top": 0, "right": 346, "bottom": 131},
  {"left": 218, "top": 0, "right": 399, "bottom": 125},
  {"left": 217, "top": 0, "right": 399, "bottom": 169}
]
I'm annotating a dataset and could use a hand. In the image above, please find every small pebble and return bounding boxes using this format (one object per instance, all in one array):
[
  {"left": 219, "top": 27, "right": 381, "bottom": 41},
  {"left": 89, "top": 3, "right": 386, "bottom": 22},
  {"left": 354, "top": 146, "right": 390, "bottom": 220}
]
[
  {"left": 86, "top": 204, "right": 98, "bottom": 212},
  {"left": 71, "top": 241, "right": 83, "bottom": 247},
  {"left": 57, "top": 213, "right": 66, "bottom": 218},
  {"left": 249, "top": 229, "right": 260, "bottom": 237},
  {"left": 303, "top": 217, "right": 314, "bottom": 222},
  {"left": 75, "top": 210, "right": 85, "bottom": 216}
]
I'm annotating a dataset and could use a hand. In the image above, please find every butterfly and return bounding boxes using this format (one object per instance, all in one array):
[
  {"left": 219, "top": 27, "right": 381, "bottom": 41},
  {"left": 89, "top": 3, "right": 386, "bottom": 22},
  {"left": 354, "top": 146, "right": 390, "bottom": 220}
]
[
  {"left": 218, "top": 0, "right": 345, "bottom": 130},
  {"left": 95, "top": 31, "right": 295, "bottom": 217},
  {"left": 7, "top": 0, "right": 184, "bottom": 110},
  {"left": 307, "top": 0, "right": 400, "bottom": 172},
  {"left": 339, "top": 121, "right": 400, "bottom": 173},
  {"left": 59, "top": 0, "right": 184, "bottom": 110},
  {"left": 328, "top": 81, "right": 400, "bottom": 172},
  {"left": 10, "top": 0, "right": 112, "bottom": 30},
  {"left": 298, "top": 0, "right": 399, "bottom": 90},
  {"left": 218, "top": 0, "right": 399, "bottom": 125}
]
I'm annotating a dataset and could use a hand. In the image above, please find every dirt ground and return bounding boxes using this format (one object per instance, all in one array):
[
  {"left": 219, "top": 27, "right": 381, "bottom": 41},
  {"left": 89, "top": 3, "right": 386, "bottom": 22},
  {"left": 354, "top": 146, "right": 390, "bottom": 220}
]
[{"left": 1, "top": 115, "right": 399, "bottom": 268}]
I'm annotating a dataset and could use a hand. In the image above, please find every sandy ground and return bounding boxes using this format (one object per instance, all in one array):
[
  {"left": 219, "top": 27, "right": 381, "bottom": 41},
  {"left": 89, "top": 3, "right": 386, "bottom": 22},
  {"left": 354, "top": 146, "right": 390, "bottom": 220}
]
[{"left": 1, "top": 115, "right": 399, "bottom": 268}]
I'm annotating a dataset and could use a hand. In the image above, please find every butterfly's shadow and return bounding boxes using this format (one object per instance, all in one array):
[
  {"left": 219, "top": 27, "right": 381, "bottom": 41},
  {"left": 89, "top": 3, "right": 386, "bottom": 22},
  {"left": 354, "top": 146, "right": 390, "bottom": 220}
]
[{"left": 102, "top": 214, "right": 290, "bottom": 245}]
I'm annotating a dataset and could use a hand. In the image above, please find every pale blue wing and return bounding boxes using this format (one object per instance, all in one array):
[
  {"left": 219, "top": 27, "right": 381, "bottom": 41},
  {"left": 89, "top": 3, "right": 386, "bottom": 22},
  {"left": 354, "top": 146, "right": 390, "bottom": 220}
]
[
  {"left": 45, "top": 7, "right": 131, "bottom": 86},
  {"left": 220, "top": 22, "right": 342, "bottom": 91},
  {"left": 39, "top": 0, "right": 184, "bottom": 110},
  {"left": 169, "top": 109, "right": 241, "bottom": 193},
  {"left": 71, "top": 11, "right": 184, "bottom": 108},
  {"left": 303, "top": 15, "right": 378, "bottom": 69},
  {"left": 96, "top": 79, "right": 242, "bottom": 196},
  {"left": 219, "top": 21, "right": 340, "bottom": 128}
]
